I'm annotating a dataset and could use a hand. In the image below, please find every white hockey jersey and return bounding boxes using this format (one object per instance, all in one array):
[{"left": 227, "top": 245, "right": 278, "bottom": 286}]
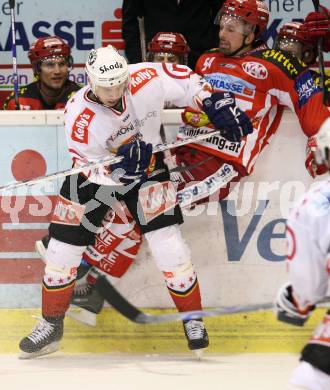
[
  {"left": 286, "top": 178, "right": 330, "bottom": 307},
  {"left": 64, "top": 62, "right": 212, "bottom": 185}
]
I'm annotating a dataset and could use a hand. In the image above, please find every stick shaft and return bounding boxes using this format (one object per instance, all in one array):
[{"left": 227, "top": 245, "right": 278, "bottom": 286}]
[
  {"left": 137, "top": 17, "right": 147, "bottom": 62},
  {"left": 9, "top": 0, "right": 20, "bottom": 110},
  {"left": 0, "top": 129, "right": 220, "bottom": 192}
]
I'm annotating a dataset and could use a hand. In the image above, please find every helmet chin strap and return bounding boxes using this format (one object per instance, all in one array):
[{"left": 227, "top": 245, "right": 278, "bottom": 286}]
[{"left": 224, "top": 34, "right": 251, "bottom": 57}]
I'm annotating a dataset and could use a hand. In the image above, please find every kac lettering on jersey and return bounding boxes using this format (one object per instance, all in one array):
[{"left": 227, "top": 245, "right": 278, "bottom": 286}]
[
  {"left": 130, "top": 68, "right": 158, "bottom": 95},
  {"left": 71, "top": 108, "right": 95, "bottom": 144},
  {"left": 242, "top": 62, "right": 268, "bottom": 80}
]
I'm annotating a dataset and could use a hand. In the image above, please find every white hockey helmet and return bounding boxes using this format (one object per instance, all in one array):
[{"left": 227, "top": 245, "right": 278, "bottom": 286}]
[
  {"left": 315, "top": 117, "right": 330, "bottom": 167},
  {"left": 85, "top": 45, "right": 129, "bottom": 93}
]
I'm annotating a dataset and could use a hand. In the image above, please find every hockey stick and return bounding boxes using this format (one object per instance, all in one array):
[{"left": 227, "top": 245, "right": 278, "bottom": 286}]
[
  {"left": 137, "top": 17, "right": 147, "bottom": 62},
  {"left": 9, "top": 0, "right": 20, "bottom": 110},
  {"left": 96, "top": 276, "right": 330, "bottom": 324},
  {"left": 0, "top": 129, "right": 220, "bottom": 193},
  {"left": 312, "top": 0, "right": 330, "bottom": 106},
  {"left": 96, "top": 276, "right": 273, "bottom": 324}
]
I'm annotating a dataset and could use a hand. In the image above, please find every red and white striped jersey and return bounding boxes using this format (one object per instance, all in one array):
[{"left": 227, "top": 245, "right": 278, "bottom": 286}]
[
  {"left": 63, "top": 62, "right": 212, "bottom": 185},
  {"left": 191, "top": 46, "right": 330, "bottom": 174}
]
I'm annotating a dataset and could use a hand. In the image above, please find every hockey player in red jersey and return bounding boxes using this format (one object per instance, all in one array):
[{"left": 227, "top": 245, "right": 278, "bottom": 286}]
[
  {"left": 178, "top": 0, "right": 330, "bottom": 207},
  {"left": 272, "top": 20, "right": 330, "bottom": 179},
  {"left": 276, "top": 117, "right": 330, "bottom": 390},
  {"left": 3, "top": 36, "right": 80, "bottom": 110}
]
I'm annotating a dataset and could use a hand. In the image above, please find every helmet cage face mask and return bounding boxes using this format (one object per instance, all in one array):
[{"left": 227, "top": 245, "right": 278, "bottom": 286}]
[
  {"left": 274, "top": 38, "right": 304, "bottom": 60},
  {"left": 37, "top": 55, "right": 73, "bottom": 74},
  {"left": 148, "top": 51, "right": 183, "bottom": 64}
]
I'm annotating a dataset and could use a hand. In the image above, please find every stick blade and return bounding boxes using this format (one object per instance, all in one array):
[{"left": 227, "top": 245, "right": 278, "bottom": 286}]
[{"left": 95, "top": 276, "right": 143, "bottom": 323}]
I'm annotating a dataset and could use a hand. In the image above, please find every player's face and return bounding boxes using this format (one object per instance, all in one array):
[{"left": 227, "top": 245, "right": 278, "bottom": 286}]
[
  {"left": 153, "top": 52, "right": 181, "bottom": 64},
  {"left": 219, "top": 15, "right": 250, "bottom": 55},
  {"left": 39, "top": 57, "right": 69, "bottom": 91},
  {"left": 95, "top": 83, "right": 127, "bottom": 108}
]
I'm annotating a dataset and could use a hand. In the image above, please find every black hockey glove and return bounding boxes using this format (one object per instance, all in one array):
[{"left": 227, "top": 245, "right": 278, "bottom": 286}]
[
  {"left": 202, "top": 92, "right": 253, "bottom": 142},
  {"left": 276, "top": 283, "right": 315, "bottom": 327},
  {"left": 111, "top": 140, "right": 153, "bottom": 184}
]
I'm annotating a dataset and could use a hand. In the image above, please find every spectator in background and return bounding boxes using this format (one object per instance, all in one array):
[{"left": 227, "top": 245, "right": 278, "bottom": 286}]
[
  {"left": 122, "top": 0, "right": 223, "bottom": 69},
  {"left": 3, "top": 36, "right": 80, "bottom": 110}
]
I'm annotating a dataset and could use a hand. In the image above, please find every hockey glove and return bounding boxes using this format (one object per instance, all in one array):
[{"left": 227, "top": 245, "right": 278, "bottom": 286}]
[
  {"left": 111, "top": 140, "right": 153, "bottom": 184},
  {"left": 302, "top": 5, "right": 330, "bottom": 52},
  {"left": 202, "top": 92, "right": 253, "bottom": 142},
  {"left": 276, "top": 283, "right": 315, "bottom": 327},
  {"left": 305, "top": 136, "right": 328, "bottom": 178}
]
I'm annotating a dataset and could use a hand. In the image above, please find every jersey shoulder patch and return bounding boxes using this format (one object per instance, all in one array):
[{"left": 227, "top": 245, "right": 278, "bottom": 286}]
[{"left": 251, "top": 49, "right": 306, "bottom": 79}]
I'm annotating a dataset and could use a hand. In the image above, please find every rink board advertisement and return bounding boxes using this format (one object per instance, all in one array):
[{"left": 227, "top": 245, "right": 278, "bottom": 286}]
[
  {"left": 0, "top": 111, "right": 318, "bottom": 308},
  {"left": 0, "top": 0, "right": 329, "bottom": 106}
]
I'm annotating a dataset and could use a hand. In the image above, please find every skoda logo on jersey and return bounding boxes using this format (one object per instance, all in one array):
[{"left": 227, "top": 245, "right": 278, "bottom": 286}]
[
  {"left": 88, "top": 50, "right": 97, "bottom": 66},
  {"left": 242, "top": 62, "right": 268, "bottom": 80},
  {"left": 99, "top": 62, "right": 123, "bottom": 74}
]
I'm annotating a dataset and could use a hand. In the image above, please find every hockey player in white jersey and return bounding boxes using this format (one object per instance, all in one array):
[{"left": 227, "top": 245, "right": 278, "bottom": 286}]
[
  {"left": 276, "top": 117, "right": 330, "bottom": 390},
  {"left": 19, "top": 45, "right": 253, "bottom": 358}
]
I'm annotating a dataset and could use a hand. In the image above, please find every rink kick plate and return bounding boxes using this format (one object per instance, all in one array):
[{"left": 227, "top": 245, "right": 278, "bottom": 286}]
[{"left": 0, "top": 308, "right": 325, "bottom": 354}]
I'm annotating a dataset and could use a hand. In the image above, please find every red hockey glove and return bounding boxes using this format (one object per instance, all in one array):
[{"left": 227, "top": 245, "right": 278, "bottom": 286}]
[
  {"left": 302, "top": 5, "right": 330, "bottom": 52},
  {"left": 305, "top": 136, "right": 328, "bottom": 178}
]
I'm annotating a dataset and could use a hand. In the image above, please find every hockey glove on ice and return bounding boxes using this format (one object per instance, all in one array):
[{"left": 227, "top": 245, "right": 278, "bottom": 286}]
[
  {"left": 202, "top": 92, "right": 253, "bottom": 142},
  {"left": 111, "top": 140, "right": 153, "bottom": 184},
  {"left": 276, "top": 283, "right": 315, "bottom": 327}
]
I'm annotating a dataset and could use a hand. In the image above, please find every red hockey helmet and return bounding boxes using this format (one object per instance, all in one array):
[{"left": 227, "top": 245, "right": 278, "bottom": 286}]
[
  {"left": 274, "top": 22, "right": 316, "bottom": 64},
  {"left": 147, "top": 32, "right": 190, "bottom": 65},
  {"left": 28, "top": 36, "right": 72, "bottom": 74},
  {"left": 216, "top": 0, "right": 269, "bottom": 38},
  {"left": 277, "top": 22, "right": 308, "bottom": 43}
]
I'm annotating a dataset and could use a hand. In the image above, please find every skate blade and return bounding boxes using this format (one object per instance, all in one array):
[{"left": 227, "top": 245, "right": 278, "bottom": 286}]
[
  {"left": 67, "top": 305, "right": 97, "bottom": 326},
  {"left": 19, "top": 341, "right": 59, "bottom": 360},
  {"left": 193, "top": 348, "right": 204, "bottom": 360}
]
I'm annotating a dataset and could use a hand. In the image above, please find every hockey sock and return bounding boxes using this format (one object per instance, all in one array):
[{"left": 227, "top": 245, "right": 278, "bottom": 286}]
[
  {"left": 42, "top": 279, "right": 75, "bottom": 320},
  {"left": 164, "top": 271, "right": 202, "bottom": 312}
]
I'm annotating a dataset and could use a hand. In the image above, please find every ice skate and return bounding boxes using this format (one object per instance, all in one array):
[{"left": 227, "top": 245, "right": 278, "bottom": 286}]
[
  {"left": 19, "top": 318, "right": 63, "bottom": 359},
  {"left": 67, "top": 279, "right": 104, "bottom": 326},
  {"left": 183, "top": 319, "right": 209, "bottom": 359}
]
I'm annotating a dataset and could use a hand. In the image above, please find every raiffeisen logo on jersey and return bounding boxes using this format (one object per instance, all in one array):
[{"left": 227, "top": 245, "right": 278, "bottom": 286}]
[{"left": 204, "top": 73, "right": 256, "bottom": 99}]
